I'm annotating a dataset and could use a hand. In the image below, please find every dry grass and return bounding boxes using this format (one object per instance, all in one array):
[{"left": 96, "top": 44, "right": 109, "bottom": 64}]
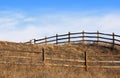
[
  {"left": 0, "top": 41, "right": 120, "bottom": 78},
  {"left": 0, "top": 64, "right": 119, "bottom": 78}
]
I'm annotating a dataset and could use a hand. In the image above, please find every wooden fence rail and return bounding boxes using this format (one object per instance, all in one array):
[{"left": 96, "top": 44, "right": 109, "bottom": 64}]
[
  {"left": 45, "top": 51, "right": 120, "bottom": 71},
  {"left": 0, "top": 48, "right": 120, "bottom": 71},
  {"left": 25, "top": 31, "right": 120, "bottom": 48}
]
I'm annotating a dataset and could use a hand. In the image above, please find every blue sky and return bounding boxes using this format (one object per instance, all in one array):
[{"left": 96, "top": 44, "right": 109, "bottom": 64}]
[
  {"left": 0, "top": 0, "right": 119, "bottom": 10},
  {"left": 0, "top": 0, "right": 120, "bottom": 42}
]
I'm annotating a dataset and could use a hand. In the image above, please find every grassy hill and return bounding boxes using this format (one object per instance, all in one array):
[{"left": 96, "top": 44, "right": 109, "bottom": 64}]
[{"left": 0, "top": 41, "right": 120, "bottom": 78}]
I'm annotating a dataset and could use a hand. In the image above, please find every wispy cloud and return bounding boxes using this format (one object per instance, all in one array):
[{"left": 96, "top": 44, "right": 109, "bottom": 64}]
[{"left": 0, "top": 11, "right": 120, "bottom": 42}]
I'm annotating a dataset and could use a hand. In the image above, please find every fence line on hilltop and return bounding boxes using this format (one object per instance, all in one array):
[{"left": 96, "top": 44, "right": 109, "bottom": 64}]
[{"left": 25, "top": 31, "right": 120, "bottom": 49}]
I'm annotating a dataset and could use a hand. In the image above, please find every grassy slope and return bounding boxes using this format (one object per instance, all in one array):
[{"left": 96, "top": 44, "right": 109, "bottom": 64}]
[{"left": 0, "top": 41, "right": 120, "bottom": 78}]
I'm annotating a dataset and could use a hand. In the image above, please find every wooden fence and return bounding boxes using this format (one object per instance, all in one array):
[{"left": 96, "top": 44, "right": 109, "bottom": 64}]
[
  {"left": 0, "top": 49, "right": 43, "bottom": 65},
  {"left": 44, "top": 50, "right": 120, "bottom": 71},
  {"left": 25, "top": 31, "right": 120, "bottom": 48},
  {"left": 0, "top": 48, "right": 120, "bottom": 71},
  {"left": 1, "top": 31, "right": 120, "bottom": 70}
]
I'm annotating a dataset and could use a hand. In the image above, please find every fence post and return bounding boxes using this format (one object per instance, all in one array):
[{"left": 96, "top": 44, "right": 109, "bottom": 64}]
[
  {"left": 68, "top": 32, "right": 71, "bottom": 43},
  {"left": 30, "top": 40, "right": 32, "bottom": 44},
  {"left": 34, "top": 39, "right": 36, "bottom": 44},
  {"left": 56, "top": 34, "right": 58, "bottom": 44},
  {"left": 45, "top": 36, "right": 47, "bottom": 44},
  {"left": 112, "top": 33, "right": 115, "bottom": 50},
  {"left": 97, "top": 31, "right": 99, "bottom": 45},
  {"left": 82, "top": 31, "right": 85, "bottom": 44},
  {"left": 42, "top": 48, "right": 45, "bottom": 65},
  {"left": 85, "top": 51, "right": 88, "bottom": 71}
]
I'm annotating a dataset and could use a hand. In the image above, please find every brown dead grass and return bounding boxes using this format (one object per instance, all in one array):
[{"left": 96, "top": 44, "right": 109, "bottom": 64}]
[
  {"left": 0, "top": 64, "right": 119, "bottom": 78},
  {"left": 0, "top": 41, "right": 120, "bottom": 78}
]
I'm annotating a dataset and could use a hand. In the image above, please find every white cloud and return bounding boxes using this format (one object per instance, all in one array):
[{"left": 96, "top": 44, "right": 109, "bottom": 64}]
[{"left": 0, "top": 11, "right": 120, "bottom": 42}]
